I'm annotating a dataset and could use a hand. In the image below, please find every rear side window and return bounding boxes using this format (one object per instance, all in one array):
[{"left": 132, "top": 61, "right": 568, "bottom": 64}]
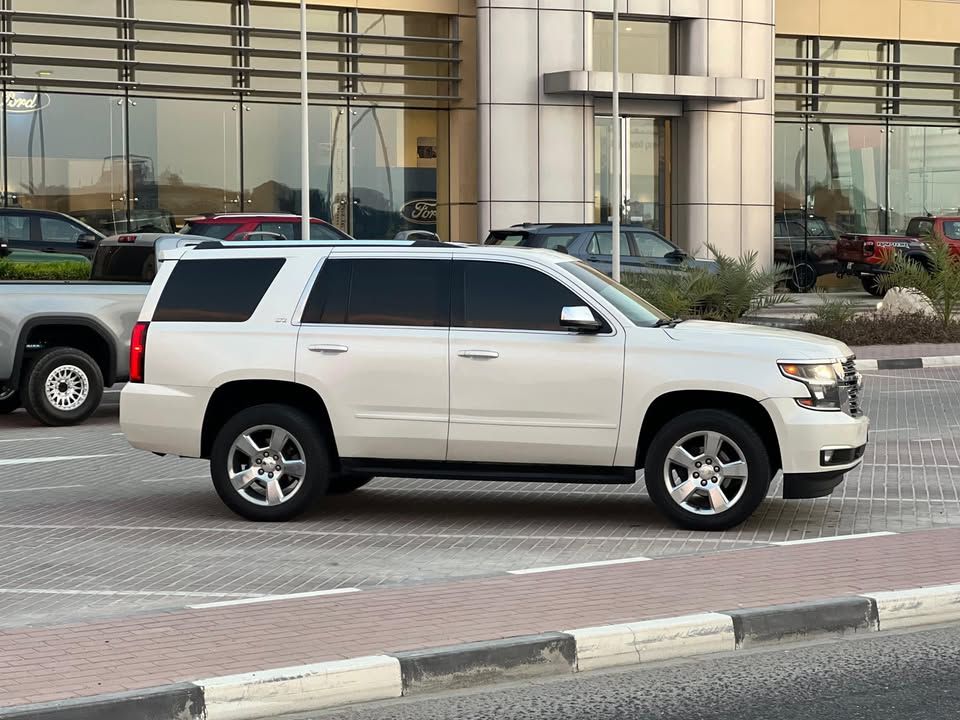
[
  {"left": 180, "top": 222, "right": 240, "bottom": 240},
  {"left": 539, "top": 233, "right": 579, "bottom": 252},
  {"left": 302, "top": 258, "right": 449, "bottom": 327},
  {"left": 153, "top": 258, "right": 284, "bottom": 322},
  {"left": 91, "top": 245, "right": 156, "bottom": 282},
  {"left": 310, "top": 223, "right": 349, "bottom": 240},
  {"left": 484, "top": 233, "right": 530, "bottom": 247}
]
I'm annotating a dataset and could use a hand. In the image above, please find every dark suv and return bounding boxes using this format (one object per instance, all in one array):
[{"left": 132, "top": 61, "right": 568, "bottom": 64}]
[
  {"left": 773, "top": 211, "right": 839, "bottom": 292},
  {"left": 0, "top": 208, "right": 103, "bottom": 263},
  {"left": 484, "top": 223, "right": 718, "bottom": 276}
]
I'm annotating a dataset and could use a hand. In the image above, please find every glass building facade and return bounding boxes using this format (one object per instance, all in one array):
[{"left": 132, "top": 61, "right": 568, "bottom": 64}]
[
  {"left": 2, "top": 0, "right": 460, "bottom": 238},
  {"left": 775, "top": 36, "right": 960, "bottom": 238}
]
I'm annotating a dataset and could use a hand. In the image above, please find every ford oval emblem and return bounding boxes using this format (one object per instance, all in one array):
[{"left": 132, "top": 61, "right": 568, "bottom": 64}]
[
  {"left": 5, "top": 92, "right": 52, "bottom": 114},
  {"left": 400, "top": 199, "right": 437, "bottom": 225}
]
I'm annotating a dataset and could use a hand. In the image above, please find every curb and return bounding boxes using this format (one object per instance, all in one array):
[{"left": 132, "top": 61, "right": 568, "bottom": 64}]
[
  {"left": 857, "top": 355, "right": 960, "bottom": 370},
  {"left": 3, "top": 584, "right": 959, "bottom": 720}
]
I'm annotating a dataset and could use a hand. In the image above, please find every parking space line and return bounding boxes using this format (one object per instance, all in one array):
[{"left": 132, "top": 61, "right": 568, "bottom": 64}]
[
  {"left": 0, "top": 588, "right": 258, "bottom": 598},
  {"left": 772, "top": 531, "right": 896, "bottom": 546},
  {"left": 0, "top": 485, "right": 85, "bottom": 493},
  {"left": 0, "top": 454, "right": 123, "bottom": 467},
  {"left": 187, "top": 588, "right": 361, "bottom": 609},
  {"left": 0, "top": 437, "right": 65, "bottom": 444},
  {"left": 508, "top": 557, "right": 651, "bottom": 575}
]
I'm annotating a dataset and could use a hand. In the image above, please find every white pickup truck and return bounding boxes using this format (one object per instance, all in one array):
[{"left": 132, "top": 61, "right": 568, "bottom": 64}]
[{"left": 121, "top": 240, "right": 869, "bottom": 531}]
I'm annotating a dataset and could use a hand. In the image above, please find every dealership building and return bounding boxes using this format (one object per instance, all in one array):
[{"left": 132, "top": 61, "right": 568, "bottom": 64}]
[{"left": 5, "top": 0, "right": 960, "bottom": 260}]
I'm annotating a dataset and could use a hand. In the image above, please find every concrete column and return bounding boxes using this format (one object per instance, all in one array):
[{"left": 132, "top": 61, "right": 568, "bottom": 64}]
[
  {"left": 672, "top": 0, "right": 775, "bottom": 265},
  {"left": 476, "top": 2, "right": 593, "bottom": 240}
]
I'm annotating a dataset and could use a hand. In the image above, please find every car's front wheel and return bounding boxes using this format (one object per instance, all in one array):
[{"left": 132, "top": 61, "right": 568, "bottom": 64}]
[
  {"left": 211, "top": 404, "right": 330, "bottom": 521},
  {"left": 644, "top": 410, "right": 771, "bottom": 531}
]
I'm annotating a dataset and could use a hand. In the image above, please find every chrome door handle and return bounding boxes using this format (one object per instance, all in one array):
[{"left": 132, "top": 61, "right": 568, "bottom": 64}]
[
  {"left": 458, "top": 350, "right": 499, "bottom": 359},
  {"left": 308, "top": 344, "right": 348, "bottom": 354}
]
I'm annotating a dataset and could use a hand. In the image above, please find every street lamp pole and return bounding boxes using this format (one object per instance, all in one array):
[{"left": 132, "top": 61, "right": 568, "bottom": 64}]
[
  {"left": 611, "top": 3, "right": 621, "bottom": 282},
  {"left": 299, "top": 0, "right": 310, "bottom": 242}
]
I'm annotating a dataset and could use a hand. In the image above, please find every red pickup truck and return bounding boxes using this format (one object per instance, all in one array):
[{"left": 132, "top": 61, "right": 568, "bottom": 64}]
[{"left": 837, "top": 215, "right": 960, "bottom": 296}]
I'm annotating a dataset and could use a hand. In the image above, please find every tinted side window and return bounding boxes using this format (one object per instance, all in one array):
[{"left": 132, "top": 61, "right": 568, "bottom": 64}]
[
  {"left": 180, "top": 222, "right": 241, "bottom": 239},
  {"left": 455, "top": 260, "right": 586, "bottom": 332},
  {"left": 309, "top": 223, "right": 347, "bottom": 240},
  {"left": 588, "top": 232, "right": 630, "bottom": 256},
  {"left": 40, "top": 217, "right": 83, "bottom": 243},
  {"left": 153, "top": 258, "right": 284, "bottom": 322},
  {"left": 0, "top": 214, "right": 31, "bottom": 243},
  {"left": 302, "top": 258, "right": 449, "bottom": 327},
  {"left": 539, "top": 233, "right": 579, "bottom": 252},
  {"left": 256, "top": 222, "right": 296, "bottom": 240},
  {"left": 633, "top": 232, "right": 675, "bottom": 257}
]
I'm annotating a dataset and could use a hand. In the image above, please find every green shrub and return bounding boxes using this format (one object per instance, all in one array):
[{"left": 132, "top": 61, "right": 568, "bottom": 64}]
[
  {"left": 879, "top": 232, "right": 960, "bottom": 329},
  {"left": 810, "top": 289, "right": 859, "bottom": 326},
  {"left": 0, "top": 260, "right": 91, "bottom": 281},
  {"left": 803, "top": 312, "right": 960, "bottom": 346},
  {"left": 623, "top": 242, "right": 792, "bottom": 322}
]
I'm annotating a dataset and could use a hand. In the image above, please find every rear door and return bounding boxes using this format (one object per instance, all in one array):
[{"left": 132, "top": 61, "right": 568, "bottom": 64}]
[{"left": 295, "top": 251, "right": 453, "bottom": 461}]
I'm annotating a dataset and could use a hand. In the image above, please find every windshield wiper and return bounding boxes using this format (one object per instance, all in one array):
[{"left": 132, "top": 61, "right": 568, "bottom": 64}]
[{"left": 653, "top": 317, "right": 685, "bottom": 328}]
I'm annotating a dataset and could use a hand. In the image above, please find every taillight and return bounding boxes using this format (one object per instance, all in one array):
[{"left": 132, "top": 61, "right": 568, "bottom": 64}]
[
  {"left": 118, "top": 234, "right": 136, "bottom": 243},
  {"left": 130, "top": 321, "right": 149, "bottom": 383},
  {"left": 863, "top": 241, "right": 875, "bottom": 256}
]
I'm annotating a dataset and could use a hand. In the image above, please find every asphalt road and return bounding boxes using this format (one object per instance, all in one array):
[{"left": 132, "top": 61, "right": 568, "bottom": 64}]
[
  {"left": 0, "top": 367, "right": 959, "bottom": 626},
  {"left": 305, "top": 624, "right": 960, "bottom": 720}
]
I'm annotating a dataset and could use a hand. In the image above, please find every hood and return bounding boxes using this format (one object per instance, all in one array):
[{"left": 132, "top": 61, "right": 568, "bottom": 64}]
[{"left": 662, "top": 320, "right": 852, "bottom": 361}]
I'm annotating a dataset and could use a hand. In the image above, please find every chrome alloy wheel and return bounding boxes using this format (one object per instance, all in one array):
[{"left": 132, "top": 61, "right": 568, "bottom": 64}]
[
  {"left": 227, "top": 425, "right": 307, "bottom": 507},
  {"left": 44, "top": 365, "right": 90, "bottom": 411},
  {"left": 663, "top": 430, "right": 748, "bottom": 515}
]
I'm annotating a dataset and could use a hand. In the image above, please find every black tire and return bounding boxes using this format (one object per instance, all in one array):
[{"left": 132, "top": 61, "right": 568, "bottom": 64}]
[
  {"left": 210, "top": 404, "right": 330, "bottom": 521},
  {"left": 22, "top": 348, "right": 104, "bottom": 426},
  {"left": 786, "top": 261, "right": 818, "bottom": 293},
  {"left": 0, "top": 387, "right": 19, "bottom": 414},
  {"left": 861, "top": 274, "right": 885, "bottom": 297},
  {"left": 644, "top": 409, "right": 771, "bottom": 531},
  {"left": 328, "top": 474, "right": 374, "bottom": 495}
]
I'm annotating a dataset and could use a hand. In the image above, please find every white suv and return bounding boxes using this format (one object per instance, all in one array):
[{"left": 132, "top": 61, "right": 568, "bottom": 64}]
[{"left": 121, "top": 240, "right": 869, "bottom": 531}]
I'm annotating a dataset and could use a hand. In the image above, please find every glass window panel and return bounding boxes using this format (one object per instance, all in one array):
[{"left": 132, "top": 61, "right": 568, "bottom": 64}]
[
  {"left": 6, "top": 92, "right": 127, "bottom": 235},
  {"left": 889, "top": 126, "right": 960, "bottom": 232},
  {"left": 129, "top": 97, "right": 240, "bottom": 229},
  {"left": 358, "top": 12, "right": 449, "bottom": 39},
  {"left": 775, "top": 123, "right": 807, "bottom": 214},
  {"left": 590, "top": 232, "right": 630, "bottom": 256},
  {"left": 18, "top": 0, "right": 117, "bottom": 13},
  {"left": 350, "top": 106, "right": 440, "bottom": 239},
  {"left": 818, "top": 39, "right": 888, "bottom": 114},
  {"left": 807, "top": 123, "right": 887, "bottom": 234},
  {"left": 39, "top": 216, "right": 83, "bottom": 242},
  {"left": 593, "top": 19, "right": 672, "bottom": 74},
  {"left": 0, "top": 214, "right": 32, "bottom": 243}
]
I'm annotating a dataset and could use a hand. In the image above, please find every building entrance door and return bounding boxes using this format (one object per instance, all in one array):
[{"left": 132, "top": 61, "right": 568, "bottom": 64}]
[{"left": 594, "top": 116, "right": 671, "bottom": 238}]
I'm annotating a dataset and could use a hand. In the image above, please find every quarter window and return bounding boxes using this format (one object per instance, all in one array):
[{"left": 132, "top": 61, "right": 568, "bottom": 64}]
[
  {"left": 455, "top": 260, "right": 592, "bottom": 332},
  {"left": 0, "top": 214, "right": 31, "bottom": 243},
  {"left": 302, "top": 258, "right": 450, "bottom": 327},
  {"left": 153, "top": 258, "right": 284, "bottom": 322}
]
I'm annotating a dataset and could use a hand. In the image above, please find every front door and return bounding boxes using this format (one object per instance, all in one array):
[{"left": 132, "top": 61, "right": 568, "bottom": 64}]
[
  {"left": 448, "top": 257, "right": 625, "bottom": 466},
  {"left": 295, "top": 252, "right": 452, "bottom": 461}
]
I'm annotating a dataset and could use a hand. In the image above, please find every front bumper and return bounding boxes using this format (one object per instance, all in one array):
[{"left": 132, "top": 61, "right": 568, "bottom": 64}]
[{"left": 762, "top": 396, "right": 869, "bottom": 488}]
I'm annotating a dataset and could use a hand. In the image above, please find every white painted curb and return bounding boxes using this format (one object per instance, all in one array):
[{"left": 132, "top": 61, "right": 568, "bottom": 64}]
[
  {"left": 865, "top": 584, "right": 960, "bottom": 631},
  {"left": 857, "top": 359, "right": 879, "bottom": 370},
  {"left": 199, "top": 655, "right": 402, "bottom": 720},
  {"left": 566, "top": 613, "right": 736, "bottom": 672}
]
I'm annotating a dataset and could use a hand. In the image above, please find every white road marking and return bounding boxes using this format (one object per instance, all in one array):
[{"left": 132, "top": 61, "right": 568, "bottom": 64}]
[
  {"left": 111, "top": 432, "right": 125, "bottom": 436},
  {"left": 508, "top": 557, "right": 651, "bottom": 575},
  {"left": 911, "top": 438, "right": 943, "bottom": 443},
  {"left": 0, "top": 453, "right": 123, "bottom": 467},
  {"left": 0, "top": 484, "right": 85, "bottom": 493},
  {"left": 868, "top": 428, "right": 917, "bottom": 433},
  {"left": 0, "top": 437, "right": 65, "bottom": 444},
  {"left": 772, "top": 531, "right": 896, "bottom": 546},
  {"left": 881, "top": 389, "right": 939, "bottom": 394},
  {"left": 141, "top": 474, "right": 208, "bottom": 483},
  {"left": 0, "top": 588, "right": 258, "bottom": 598},
  {"left": 865, "top": 373, "right": 960, "bottom": 383},
  {"left": 187, "top": 588, "right": 361, "bottom": 609}
]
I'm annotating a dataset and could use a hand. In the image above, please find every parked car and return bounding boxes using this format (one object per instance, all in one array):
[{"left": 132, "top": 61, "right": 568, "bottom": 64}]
[
  {"left": 121, "top": 240, "right": 868, "bottom": 531},
  {"left": 0, "top": 233, "right": 204, "bottom": 424},
  {"left": 484, "top": 223, "right": 718, "bottom": 276},
  {"left": 179, "top": 213, "right": 351, "bottom": 241},
  {"left": 0, "top": 208, "right": 103, "bottom": 263},
  {"left": 835, "top": 215, "right": 959, "bottom": 296},
  {"left": 773, "top": 211, "right": 840, "bottom": 292}
]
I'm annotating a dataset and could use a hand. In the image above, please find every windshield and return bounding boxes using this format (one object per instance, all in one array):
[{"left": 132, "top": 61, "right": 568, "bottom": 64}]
[{"left": 560, "top": 261, "right": 666, "bottom": 326}]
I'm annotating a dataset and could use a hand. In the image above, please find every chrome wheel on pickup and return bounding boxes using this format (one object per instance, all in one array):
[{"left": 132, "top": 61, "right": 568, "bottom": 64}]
[
  {"left": 22, "top": 347, "right": 104, "bottom": 426},
  {"left": 644, "top": 410, "right": 770, "bottom": 531},
  {"left": 211, "top": 404, "right": 330, "bottom": 521}
]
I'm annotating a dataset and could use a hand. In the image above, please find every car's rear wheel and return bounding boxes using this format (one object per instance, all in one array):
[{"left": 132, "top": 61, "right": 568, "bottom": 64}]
[
  {"left": 211, "top": 404, "right": 329, "bottom": 521},
  {"left": 0, "top": 387, "right": 20, "bottom": 414},
  {"left": 644, "top": 409, "right": 771, "bottom": 531},
  {"left": 787, "top": 261, "right": 818, "bottom": 293},
  {"left": 22, "top": 347, "right": 104, "bottom": 426},
  {"left": 328, "top": 474, "right": 374, "bottom": 495}
]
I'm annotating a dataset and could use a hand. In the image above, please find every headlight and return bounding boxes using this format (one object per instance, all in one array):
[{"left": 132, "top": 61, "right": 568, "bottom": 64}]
[{"left": 779, "top": 361, "right": 844, "bottom": 410}]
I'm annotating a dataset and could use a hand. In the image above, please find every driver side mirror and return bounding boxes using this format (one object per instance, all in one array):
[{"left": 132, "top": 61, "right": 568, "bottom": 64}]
[
  {"left": 560, "top": 306, "right": 603, "bottom": 332},
  {"left": 76, "top": 233, "right": 99, "bottom": 249}
]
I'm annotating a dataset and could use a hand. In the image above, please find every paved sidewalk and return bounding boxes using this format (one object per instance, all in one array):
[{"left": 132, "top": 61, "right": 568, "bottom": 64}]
[
  {"left": 852, "top": 342, "right": 960, "bottom": 360},
  {"left": 2, "top": 528, "right": 958, "bottom": 709}
]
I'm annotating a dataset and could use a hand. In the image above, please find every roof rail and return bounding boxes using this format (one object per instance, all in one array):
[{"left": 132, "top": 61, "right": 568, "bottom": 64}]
[{"left": 191, "top": 239, "right": 461, "bottom": 251}]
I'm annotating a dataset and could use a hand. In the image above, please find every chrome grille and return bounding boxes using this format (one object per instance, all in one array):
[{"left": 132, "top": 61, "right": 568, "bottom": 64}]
[{"left": 840, "top": 358, "right": 862, "bottom": 417}]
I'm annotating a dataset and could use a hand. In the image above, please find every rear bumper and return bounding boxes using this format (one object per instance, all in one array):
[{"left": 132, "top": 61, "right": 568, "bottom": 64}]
[
  {"left": 120, "top": 383, "right": 211, "bottom": 457},
  {"left": 838, "top": 260, "right": 881, "bottom": 277}
]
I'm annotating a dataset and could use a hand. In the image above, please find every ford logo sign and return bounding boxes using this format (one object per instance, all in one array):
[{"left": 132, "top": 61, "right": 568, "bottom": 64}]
[
  {"left": 400, "top": 199, "right": 437, "bottom": 225},
  {"left": 5, "top": 92, "right": 52, "bottom": 114}
]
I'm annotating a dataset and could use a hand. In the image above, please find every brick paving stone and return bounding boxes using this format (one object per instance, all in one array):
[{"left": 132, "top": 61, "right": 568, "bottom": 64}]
[
  {"left": 852, "top": 342, "right": 960, "bottom": 359},
  {"left": 1, "top": 528, "right": 958, "bottom": 708}
]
